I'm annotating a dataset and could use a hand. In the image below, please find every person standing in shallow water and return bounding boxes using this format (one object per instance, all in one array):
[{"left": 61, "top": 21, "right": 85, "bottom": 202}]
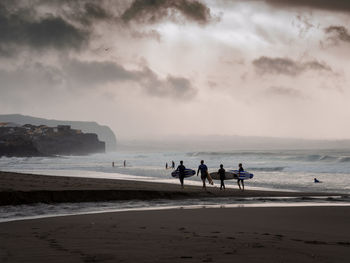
[
  {"left": 218, "top": 164, "right": 226, "bottom": 190},
  {"left": 197, "top": 160, "right": 208, "bottom": 190},
  {"left": 237, "top": 163, "right": 244, "bottom": 191},
  {"left": 176, "top": 160, "right": 186, "bottom": 188}
]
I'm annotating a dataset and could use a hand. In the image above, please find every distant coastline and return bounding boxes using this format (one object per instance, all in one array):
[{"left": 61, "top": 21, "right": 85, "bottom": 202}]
[
  {"left": 0, "top": 114, "right": 117, "bottom": 151},
  {"left": 0, "top": 124, "right": 105, "bottom": 157}
]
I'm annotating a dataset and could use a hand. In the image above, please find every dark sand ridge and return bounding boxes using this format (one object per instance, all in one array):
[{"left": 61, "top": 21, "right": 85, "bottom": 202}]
[
  {"left": 0, "top": 171, "right": 345, "bottom": 206},
  {"left": 0, "top": 206, "right": 349, "bottom": 262}
]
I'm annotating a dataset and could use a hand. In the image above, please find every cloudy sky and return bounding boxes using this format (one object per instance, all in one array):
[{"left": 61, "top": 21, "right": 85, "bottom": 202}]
[{"left": 1, "top": 0, "right": 350, "bottom": 140}]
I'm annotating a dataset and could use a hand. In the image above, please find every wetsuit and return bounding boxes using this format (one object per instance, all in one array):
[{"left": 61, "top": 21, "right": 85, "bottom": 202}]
[
  {"left": 218, "top": 168, "right": 226, "bottom": 190},
  {"left": 198, "top": 164, "right": 208, "bottom": 180},
  {"left": 177, "top": 164, "right": 186, "bottom": 187},
  {"left": 238, "top": 166, "right": 244, "bottom": 190}
]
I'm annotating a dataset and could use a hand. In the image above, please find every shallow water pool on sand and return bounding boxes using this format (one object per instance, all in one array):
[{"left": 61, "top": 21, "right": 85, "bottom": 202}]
[{"left": 1, "top": 195, "right": 350, "bottom": 223}]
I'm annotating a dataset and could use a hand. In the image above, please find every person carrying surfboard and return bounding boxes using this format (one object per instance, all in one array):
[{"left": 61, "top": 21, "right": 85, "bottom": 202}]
[
  {"left": 237, "top": 163, "right": 245, "bottom": 191},
  {"left": 197, "top": 160, "right": 209, "bottom": 189},
  {"left": 176, "top": 160, "right": 186, "bottom": 188},
  {"left": 218, "top": 164, "right": 226, "bottom": 190}
]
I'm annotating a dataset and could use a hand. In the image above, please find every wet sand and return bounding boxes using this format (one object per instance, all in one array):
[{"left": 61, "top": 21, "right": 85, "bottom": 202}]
[
  {"left": 0, "top": 171, "right": 341, "bottom": 205},
  {"left": 1, "top": 171, "right": 349, "bottom": 262},
  {"left": 0, "top": 206, "right": 349, "bottom": 262}
]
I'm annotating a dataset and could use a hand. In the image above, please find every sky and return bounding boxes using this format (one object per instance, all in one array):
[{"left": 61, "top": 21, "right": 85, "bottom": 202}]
[{"left": 1, "top": 0, "right": 350, "bottom": 140}]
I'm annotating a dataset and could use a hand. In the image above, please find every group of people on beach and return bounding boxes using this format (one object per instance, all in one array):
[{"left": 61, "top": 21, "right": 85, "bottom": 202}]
[
  {"left": 165, "top": 161, "right": 175, "bottom": 169},
  {"left": 177, "top": 160, "right": 245, "bottom": 191},
  {"left": 112, "top": 160, "right": 126, "bottom": 167}
]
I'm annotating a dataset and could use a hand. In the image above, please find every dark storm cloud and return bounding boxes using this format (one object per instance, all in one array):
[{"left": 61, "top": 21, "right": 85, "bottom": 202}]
[
  {"left": 140, "top": 68, "right": 197, "bottom": 98},
  {"left": 84, "top": 2, "right": 111, "bottom": 20},
  {"left": 65, "top": 59, "right": 137, "bottom": 86},
  {"left": 324, "top": 26, "right": 350, "bottom": 43},
  {"left": 63, "top": 59, "right": 197, "bottom": 99},
  {"left": 122, "top": 0, "right": 212, "bottom": 24},
  {"left": 59, "top": 1, "right": 114, "bottom": 25},
  {"left": 252, "top": 56, "right": 331, "bottom": 76},
  {"left": 0, "top": 0, "right": 213, "bottom": 57},
  {"left": 0, "top": 2, "right": 88, "bottom": 56},
  {"left": 264, "top": 0, "right": 350, "bottom": 13},
  {"left": 69, "top": 60, "right": 197, "bottom": 99},
  {"left": 0, "top": 58, "right": 196, "bottom": 100}
]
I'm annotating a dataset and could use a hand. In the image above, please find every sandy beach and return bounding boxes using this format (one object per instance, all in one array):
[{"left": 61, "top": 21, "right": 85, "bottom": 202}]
[
  {"left": 1, "top": 171, "right": 349, "bottom": 262},
  {"left": 0, "top": 171, "right": 342, "bottom": 206},
  {"left": 0, "top": 206, "right": 349, "bottom": 262}
]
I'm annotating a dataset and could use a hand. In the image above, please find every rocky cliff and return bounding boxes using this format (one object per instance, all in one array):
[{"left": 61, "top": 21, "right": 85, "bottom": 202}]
[
  {"left": 0, "top": 124, "right": 105, "bottom": 157},
  {"left": 0, "top": 114, "right": 116, "bottom": 151}
]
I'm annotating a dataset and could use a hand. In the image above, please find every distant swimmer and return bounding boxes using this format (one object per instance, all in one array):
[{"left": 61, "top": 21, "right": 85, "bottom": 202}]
[
  {"left": 176, "top": 160, "right": 186, "bottom": 188},
  {"left": 237, "top": 163, "right": 245, "bottom": 191},
  {"left": 218, "top": 164, "right": 226, "bottom": 190},
  {"left": 197, "top": 160, "right": 208, "bottom": 190},
  {"left": 314, "top": 178, "right": 321, "bottom": 183}
]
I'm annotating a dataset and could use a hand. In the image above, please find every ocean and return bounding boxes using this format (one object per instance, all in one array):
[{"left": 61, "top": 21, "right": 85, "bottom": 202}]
[{"left": 1, "top": 148, "right": 350, "bottom": 222}]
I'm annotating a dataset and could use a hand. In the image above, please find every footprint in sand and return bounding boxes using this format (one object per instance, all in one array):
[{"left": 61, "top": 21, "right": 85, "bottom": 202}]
[
  {"left": 336, "top": 241, "right": 350, "bottom": 246},
  {"left": 180, "top": 256, "right": 193, "bottom": 259},
  {"left": 304, "top": 240, "right": 328, "bottom": 245}
]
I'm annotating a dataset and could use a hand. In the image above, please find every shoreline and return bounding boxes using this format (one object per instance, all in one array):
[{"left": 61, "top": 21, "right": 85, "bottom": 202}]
[
  {"left": 1, "top": 171, "right": 349, "bottom": 262},
  {"left": 1, "top": 206, "right": 349, "bottom": 262},
  {"left": 1, "top": 171, "right": 347, "bottom": 206}
]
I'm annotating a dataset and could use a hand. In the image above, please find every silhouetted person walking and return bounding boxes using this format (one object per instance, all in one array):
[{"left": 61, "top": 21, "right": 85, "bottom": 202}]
[
  {"left": 176, "top": 160, "right": 186, "bottom": 188},
  {"left": 218, "top": 164, "right": 226, "bottom": 190},
  {"left": 197, "top": 160, "right": 208, "bottom": 190},
  {"left": 237, "top": 163, "right": 244, "bottom": 191}
]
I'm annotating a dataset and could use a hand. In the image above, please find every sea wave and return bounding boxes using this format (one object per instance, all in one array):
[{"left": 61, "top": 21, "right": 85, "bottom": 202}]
[
  {"left": 186, "top": 151, "right": 278, "bottom": 157},
  {"left": 319, "top": 155, "right": 338, "bottom": 161},
  {"left": 339, "top": 157, "right": 350, "bottom": 163},
  {"left": 286, "top": 154, "right": 350, "bottom": 163},
  {"left": 250, "top": 167, "right": 285, "bottom": 172}
]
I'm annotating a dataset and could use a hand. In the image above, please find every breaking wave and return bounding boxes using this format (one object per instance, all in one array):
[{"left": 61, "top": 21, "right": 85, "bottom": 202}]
[
  {"left": 186, "top": 151, "right": 278, "bottom": 157},
  {"left": 339, "top": 157, "right": 350, "bottom": 163},
  {"left": 250, "top": 167, "right": 286, "bottom": 172}
]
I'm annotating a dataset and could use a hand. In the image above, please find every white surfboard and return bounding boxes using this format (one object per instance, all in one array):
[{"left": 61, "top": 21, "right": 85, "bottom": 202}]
[{"left": 209, "top": 171, "right": 237, "bottom": 180}]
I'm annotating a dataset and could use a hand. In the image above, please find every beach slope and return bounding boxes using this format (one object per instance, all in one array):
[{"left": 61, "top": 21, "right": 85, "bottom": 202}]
[
  {"left": 0, "top": 206, "right": 349, "bottom": 262},
  {"left": 0, "top": 171, "right": 341, "bottom": 205}
]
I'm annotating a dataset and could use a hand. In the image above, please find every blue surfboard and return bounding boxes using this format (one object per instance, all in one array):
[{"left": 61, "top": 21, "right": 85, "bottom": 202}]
[
  {"left": 230, "top": 170, "right": 254, "bottom": 180},
  {"left": 171, "top": 169, "right": 196, "bottom": 178}
]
